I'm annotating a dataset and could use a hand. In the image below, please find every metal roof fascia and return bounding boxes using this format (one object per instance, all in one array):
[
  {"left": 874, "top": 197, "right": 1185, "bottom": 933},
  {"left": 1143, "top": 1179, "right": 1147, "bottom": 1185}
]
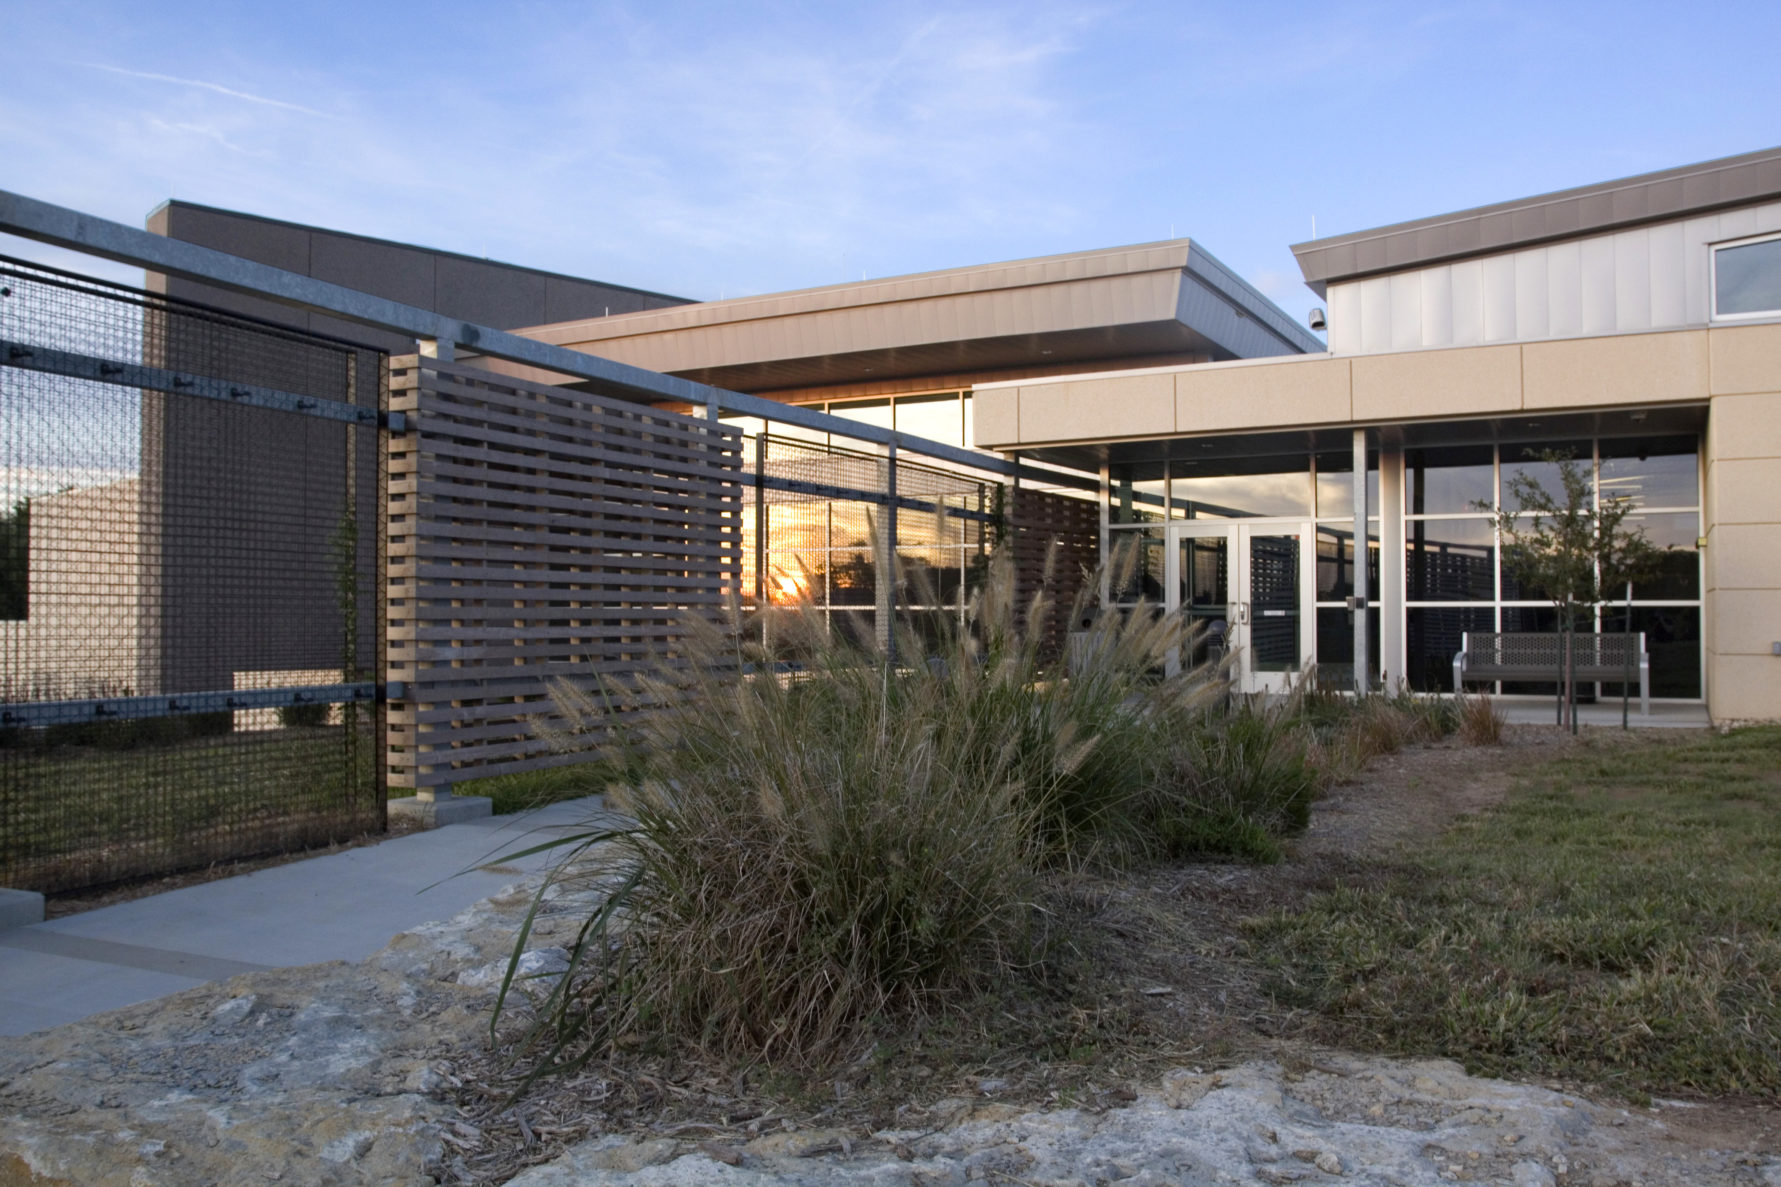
[
  {"left": 1181, "top": 242, "right": 1323, "bottom": 354},
  {"left": 149, "top": 199, "right": 693, "bottom": 304},
  {"left": 521, "top": 241, "right": 1202, "bottom": 347},
  {"left": 1290, "top": 144, "right": 1781, "bottom": 293}
]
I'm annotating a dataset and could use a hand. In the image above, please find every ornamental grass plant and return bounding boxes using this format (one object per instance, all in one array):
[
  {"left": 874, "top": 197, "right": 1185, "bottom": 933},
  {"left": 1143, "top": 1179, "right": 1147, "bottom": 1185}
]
[
  {"left": 492, "top": 538, "right": 1489, "bottom": 1083},
  {"left": 495, "top": 540, "right": 1230, "bottom": 1078},
  {"left": 1152, "top": 695, "right": 1322, "bottom": 863}
]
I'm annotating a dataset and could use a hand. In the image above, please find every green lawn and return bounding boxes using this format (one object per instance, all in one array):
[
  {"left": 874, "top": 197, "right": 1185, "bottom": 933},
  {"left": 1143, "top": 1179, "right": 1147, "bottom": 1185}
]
[
  {"left": 2, "top": 724, "right": 380, "bottom": 892},
  {"left": 1249, "top": 726, "right": 1781, "bottom": 1101},
  {"left": 444, "top": 759, "right": 617, "bottom": 815}
]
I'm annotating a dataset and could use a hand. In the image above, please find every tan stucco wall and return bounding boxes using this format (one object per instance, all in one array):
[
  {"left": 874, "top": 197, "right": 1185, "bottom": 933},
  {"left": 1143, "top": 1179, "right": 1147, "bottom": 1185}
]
[
  {"left": 1705, "top": 323, "right": 1781, "bottom": 721},
  {"left": 974, "top": 323, "right": 1781, "bottom": 721},
  {"left": 1175, "top": 356, "right": 1351, "bottom": 432},
  {"left": 1018, "top": 372, "right": 1174, "bottom": 441},
  {"left": 0, "top": 479, "right": 143, "bottom": 702},
  {"left": 1352, "top": 345, "right": 1522, "bottom": 421},
  {"left": 1522, "top": 332, "right": 1710, "bottom": 409},
  {"left": 973, "top": 329, "right": 1714, "bottom": 448}
]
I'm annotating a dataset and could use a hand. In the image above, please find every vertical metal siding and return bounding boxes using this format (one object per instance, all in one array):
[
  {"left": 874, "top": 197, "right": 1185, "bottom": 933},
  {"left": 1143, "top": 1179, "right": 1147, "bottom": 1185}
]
[
  {"left": 1547, "top": 241, "right": 1583, "bottom": 337},
  {"left": 1324, "top": 200, "right": 1781, "bottom": 353}
]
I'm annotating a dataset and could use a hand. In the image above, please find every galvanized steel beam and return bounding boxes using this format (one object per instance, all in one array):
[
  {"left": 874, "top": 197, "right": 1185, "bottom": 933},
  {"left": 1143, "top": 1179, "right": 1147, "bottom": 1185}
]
[
  {"left": 0, "top": 190, "right": 1096, "bottom": 484},
  {"left": 0, "top": 338, "right": 383, "bottom": 427},
  {"left": 0, "top": 683, "right": 379, "bottom": 729},
  {"left": 757, "top": 472, "right": 996, "bottom": 522}
]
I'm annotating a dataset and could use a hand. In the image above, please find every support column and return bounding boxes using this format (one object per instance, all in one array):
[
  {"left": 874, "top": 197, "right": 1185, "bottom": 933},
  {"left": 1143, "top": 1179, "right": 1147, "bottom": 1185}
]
[
  {"left": 1097, "top": 459, "right": 1112, "bottom": 606},
  {"left": 754, "top": 433, "right": 766, "bottom": 645},
  {"left": 1378, "top": 447, "right": 1405, "bottom": 691},
  {"left": 877, "top": 442, "right": 898, "bottom": 660},
  {"left": 1351, "top": 428, "right": 1370, "bottom": 695}
]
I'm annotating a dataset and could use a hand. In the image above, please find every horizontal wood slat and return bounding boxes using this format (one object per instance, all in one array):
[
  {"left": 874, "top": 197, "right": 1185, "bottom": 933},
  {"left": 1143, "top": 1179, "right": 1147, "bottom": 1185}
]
[
  {"left": 384, "top": 356, "right": 741, "bottom": 788},
  {"left": 395, "top": 521, "right": 739, "bottom": 559},
  {"left": 406, "top": 476, "right": 738, "bottom": 529},
  {"left": 391, "top": 365, "right": 739, "bottom": 452}
]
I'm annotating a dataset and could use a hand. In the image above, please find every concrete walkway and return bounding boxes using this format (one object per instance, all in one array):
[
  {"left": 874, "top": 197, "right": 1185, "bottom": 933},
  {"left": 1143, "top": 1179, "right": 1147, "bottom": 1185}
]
[
  {"left": 1493, "top": 698, "right": 1712, "bottom": 729},
  {"left": 0, "top": 796, "right": 609, "bottom": 1037}
]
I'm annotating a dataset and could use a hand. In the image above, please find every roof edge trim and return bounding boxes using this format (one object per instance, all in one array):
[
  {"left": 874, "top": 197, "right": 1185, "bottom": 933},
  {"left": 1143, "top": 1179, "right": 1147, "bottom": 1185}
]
[{"left": 1292, "top": 144, "right": 1781, "bottom": 290}]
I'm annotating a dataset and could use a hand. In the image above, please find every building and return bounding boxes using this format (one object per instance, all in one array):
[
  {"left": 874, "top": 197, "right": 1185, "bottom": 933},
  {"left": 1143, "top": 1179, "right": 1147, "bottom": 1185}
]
[
  {"left": 970, "top": 146, "right": 1781, "bottom": 720},
  {"left": 151, "top": 218, "right": 1318, "bottom": 656},
  {"left": 134, "top": 203, "right": 695, "bottom": 696},
  {"left": 150, "top": 146, "right": 1781, "bottom": 721}
]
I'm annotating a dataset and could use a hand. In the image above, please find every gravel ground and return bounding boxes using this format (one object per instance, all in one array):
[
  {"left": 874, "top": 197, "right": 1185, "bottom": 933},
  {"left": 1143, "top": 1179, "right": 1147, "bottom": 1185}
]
[{"left": 8, "top": 722, "right": 1777, "bottom": 1186}]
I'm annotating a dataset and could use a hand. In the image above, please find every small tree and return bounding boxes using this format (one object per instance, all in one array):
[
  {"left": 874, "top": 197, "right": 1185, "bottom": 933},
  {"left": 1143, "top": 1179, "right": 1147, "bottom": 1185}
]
[
  {"left": 1478, "top": 450, "right": 1666, "bottom": 728},
  {"left": 0, "top": 499, "right": 28, "bottom": 622}
]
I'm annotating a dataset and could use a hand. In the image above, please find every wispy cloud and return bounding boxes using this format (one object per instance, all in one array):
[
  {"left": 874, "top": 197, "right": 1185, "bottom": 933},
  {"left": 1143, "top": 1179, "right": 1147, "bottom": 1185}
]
[
  {"left": 77, "top": 62, "right": 330, "bottom": 117},
  {"left": 145, "top": 117, "right": 273, "bottom": 158},
  {"left": 19, "top": 0, "right": 1763, "bottom": 322}
]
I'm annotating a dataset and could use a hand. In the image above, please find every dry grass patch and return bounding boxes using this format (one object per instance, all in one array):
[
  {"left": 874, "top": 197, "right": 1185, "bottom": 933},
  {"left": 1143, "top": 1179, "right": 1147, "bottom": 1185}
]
[
  {"left": 1250, "top": 725, "right": 1781, "bottom": 1101},
  {"left": 1457, "top": 694, "right": 1505, "bottom": 746}
]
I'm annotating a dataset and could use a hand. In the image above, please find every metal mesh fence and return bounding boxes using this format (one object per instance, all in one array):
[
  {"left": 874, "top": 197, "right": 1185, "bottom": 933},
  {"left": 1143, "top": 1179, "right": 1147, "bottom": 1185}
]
[
  {"left": 0, "top": 257, "right": 384, "bottom": 892},
  {"left": 741, "top": 433, "right": 993, "bottom": 651}
]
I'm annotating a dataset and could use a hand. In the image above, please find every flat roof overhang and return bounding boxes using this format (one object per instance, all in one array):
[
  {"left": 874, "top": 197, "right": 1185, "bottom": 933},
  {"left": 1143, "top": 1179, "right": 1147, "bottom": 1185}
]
[
  {"left": 1020, "top": 403, "right": 1709, "bottom": 475},
  {"left": 1292, "top": 144, "right": 1781, "bottom": 298},
  {"left": 506, "top": 240, "right": 1323, "bottom": 393}
]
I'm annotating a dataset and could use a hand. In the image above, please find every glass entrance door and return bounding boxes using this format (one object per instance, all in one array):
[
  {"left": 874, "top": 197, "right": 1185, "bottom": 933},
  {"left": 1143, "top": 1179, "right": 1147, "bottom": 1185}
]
[
  {"left": 1169, "top": 522, "right": 1312, "bottom": 694},
  {"left": 1178, "top": 529, "right": 1230, "bottom": 671}
]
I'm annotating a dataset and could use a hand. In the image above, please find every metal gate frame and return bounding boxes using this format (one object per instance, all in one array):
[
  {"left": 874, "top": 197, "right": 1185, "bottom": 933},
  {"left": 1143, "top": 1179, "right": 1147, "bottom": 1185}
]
[{"left": 0, "top": 256, "right": 391, "bottom": 890}]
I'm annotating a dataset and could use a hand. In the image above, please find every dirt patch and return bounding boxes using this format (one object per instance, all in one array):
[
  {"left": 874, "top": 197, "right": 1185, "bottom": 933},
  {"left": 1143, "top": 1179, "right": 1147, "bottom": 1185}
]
[
  {"left": 1636, "top": 1096, "right": 1781, "bottom": 1161},
  {"left": 1300, "top": 723, "right": 1672, "bottom": 861}
]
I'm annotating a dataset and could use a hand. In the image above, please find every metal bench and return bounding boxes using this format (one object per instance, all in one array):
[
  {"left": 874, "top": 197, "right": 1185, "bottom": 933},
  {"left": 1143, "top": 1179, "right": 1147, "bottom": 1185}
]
[{"left": 1454, "top": 631, "right": 1648, "bottom": 716}]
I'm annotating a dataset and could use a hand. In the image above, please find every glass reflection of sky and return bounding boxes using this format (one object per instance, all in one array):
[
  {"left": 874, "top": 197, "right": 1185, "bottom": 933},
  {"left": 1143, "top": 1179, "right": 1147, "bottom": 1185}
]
[
  {"left": 1171, "top": 470, "right": 1310, "bottom": 517},
  {"left": 892, "top": 394, "right": 964, "bottom": 448},
  {"left": 1625, "top": 510, "right": 1700, "bottom": 600},
  {"left": 1500, "top": 443, "right": 1590, "bottom": 512},
  {"left": 1314, "top": 452, "right": 1380, "bottom": 518},
  {"left": 1405, "top": 446, "right": 1494, "bottom": 514},
  {"left": 1716, "top": 237, "right": 1781, "bottom": 316},
  {"left": 1599, "top": 438, "right": 1698, "bottom": 510},
  {"left": 829, "top": 399, "right": 892, "bottom": 432}
]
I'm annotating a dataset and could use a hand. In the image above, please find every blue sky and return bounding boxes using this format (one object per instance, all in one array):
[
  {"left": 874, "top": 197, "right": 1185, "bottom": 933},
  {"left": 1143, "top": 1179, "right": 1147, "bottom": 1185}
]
[{"left": 3, "top": 0, "right": 1779, "bottom": 329}]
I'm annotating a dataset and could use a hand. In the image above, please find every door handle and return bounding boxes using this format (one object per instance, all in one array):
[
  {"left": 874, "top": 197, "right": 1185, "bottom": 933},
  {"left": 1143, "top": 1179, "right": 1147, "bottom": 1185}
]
[{"left": 1237, "top": 603, "right": 1250, "bottom": 626}]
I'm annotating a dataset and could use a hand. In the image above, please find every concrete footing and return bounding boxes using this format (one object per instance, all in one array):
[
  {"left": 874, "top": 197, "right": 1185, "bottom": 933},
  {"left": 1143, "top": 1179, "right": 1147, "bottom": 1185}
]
[
  {"left": 387, "top": 795, "right": 494, "bottom": 828},
  {"left": 1, "top": 887, "right": 46, "bottom": 930}
]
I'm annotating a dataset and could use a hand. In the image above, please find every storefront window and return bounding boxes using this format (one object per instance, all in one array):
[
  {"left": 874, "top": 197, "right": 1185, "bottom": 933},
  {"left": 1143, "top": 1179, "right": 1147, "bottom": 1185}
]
[
  {"left": 1109, "top": 527, "right": 1166, "bottom": 603},
  {"left": 827, "top": 398, "right": 893, "bottom": 432},
  {"left": 1603, "top": 606, "right": 1702, "bottom": 698},
  {"left": 1404, "top": 445, "right": 1493, "bottom": 515},
  {"left": 1407, "top": 606, "right": 1494, "bottom": 692},
  {"left": 894, "top": 393, "right": 965, "bottom": 448},
  {"left": 1314, "top": 450, "right": 1379, "bottom": 518},
  {"left": 1316, "top": 606, "right": 1380, "bottom": 690},
  {"left": 1170, "top": 457, "right": 1311, "bottom": 517},
  {"left": 1406, "top": 517, "right": 1494, "bottom": 601},
  {"left": 1599, "top": 436, "right": 1699, "bottom": 510},
  {"left": 1099, "top": 433, "right": 1702, "bottom": 702},
  {"left": 1500, "top": 441, "right": 1591, "bottom": 512},
  {"left": 1110, "top": 461, "right": 1166, "bottom": 524},
  {"left": 1315, "top": 526, "right": 1381, "bottom": 602},
  {"left": 1624, "top": 510, "right": 1701, "bottom": 600}
]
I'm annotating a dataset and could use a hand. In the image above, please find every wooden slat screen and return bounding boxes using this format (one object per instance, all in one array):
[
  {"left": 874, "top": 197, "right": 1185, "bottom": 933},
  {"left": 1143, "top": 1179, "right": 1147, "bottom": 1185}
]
[
  {"left": 383, "top": 356, "right": 742, "bottom": 789},
  {"left": 1008, "top": 487, "right": 1100, "bottom": 660}
]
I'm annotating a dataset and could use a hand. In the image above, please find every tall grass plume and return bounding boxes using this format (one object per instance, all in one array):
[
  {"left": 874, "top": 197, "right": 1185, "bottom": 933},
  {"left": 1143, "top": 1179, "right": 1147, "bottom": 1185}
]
[{"left": 500, "top": 539, "right": 1223, "bottom": 1075}]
